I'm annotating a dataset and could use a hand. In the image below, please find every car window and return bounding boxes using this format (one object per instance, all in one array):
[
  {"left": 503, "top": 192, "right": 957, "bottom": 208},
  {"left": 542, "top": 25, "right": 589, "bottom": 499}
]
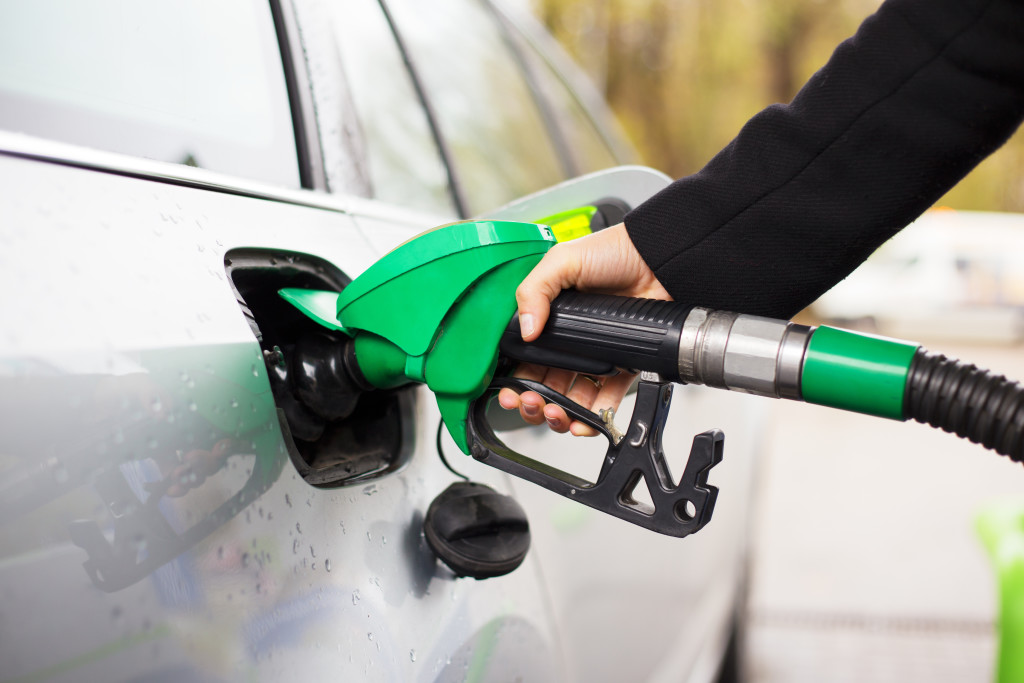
[
  {"left": 504, "top": 24, "right": 619, "bottom": 175},
  {"left": 386, "top": 0, "right": 567, "bottom": 216},
  {"left": 325, "top": 0, "right": 456, "bottom": 216},
  {"left": 0, "top": 0, "right": 300, "bottom": 188}
]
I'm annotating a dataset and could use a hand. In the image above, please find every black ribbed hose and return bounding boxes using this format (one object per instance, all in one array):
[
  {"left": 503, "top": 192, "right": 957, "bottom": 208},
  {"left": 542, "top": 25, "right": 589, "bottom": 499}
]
[{"left": 905, "top": 349, "right": 1024, "bottom": 463}]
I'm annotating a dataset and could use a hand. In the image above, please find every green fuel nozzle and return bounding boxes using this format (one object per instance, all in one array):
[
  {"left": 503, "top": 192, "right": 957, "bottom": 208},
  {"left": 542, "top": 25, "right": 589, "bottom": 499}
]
[
  {"left": 279, "top": 219, "right": 1024, "bottom": 538},
  {"left": 281, "top": 220, "right": 558, "bottom": 454}
]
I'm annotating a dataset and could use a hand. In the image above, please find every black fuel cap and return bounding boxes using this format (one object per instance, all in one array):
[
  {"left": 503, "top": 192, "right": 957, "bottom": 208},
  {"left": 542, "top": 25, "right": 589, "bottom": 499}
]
[{"left": 423, "top": 482, "right": 530, "bottom": 579}]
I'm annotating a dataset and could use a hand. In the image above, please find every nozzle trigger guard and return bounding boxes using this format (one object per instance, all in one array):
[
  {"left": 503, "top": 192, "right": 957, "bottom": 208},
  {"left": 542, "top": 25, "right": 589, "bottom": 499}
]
[{"left": 467, "top": 374, "right": 724, "bottom": 538}]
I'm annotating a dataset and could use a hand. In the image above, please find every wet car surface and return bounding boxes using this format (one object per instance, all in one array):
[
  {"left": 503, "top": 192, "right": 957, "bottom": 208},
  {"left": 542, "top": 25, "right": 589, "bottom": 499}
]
[{"left": 0, "top": 1, "right": 761, "bottom": 680}]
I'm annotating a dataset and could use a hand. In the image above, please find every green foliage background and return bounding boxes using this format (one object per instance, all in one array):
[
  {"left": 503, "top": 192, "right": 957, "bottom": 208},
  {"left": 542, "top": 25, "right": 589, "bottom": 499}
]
[{"left": 534, "top": 0, "right": 1024, "bottom": 212}]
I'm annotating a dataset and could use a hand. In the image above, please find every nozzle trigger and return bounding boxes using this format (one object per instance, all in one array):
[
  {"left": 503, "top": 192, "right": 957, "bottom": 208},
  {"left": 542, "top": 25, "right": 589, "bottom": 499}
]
[{"left": 467, "top": 375, "right": 723, "bottom": 538}]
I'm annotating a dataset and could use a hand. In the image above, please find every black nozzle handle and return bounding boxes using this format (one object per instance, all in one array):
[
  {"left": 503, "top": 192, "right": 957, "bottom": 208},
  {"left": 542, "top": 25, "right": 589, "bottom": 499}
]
[{"left": 499, "top": 291, "right": 691, "bottom": 379}]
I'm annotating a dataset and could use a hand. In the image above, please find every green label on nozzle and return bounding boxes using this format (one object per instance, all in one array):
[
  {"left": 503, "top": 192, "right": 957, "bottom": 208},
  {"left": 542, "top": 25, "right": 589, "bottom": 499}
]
[{"left": 801, "top": 326, "right": 919, "bottom": 420}]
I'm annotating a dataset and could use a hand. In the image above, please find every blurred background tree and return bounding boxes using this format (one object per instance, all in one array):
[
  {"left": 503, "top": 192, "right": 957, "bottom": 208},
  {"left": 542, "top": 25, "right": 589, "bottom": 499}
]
[{"left": 533, "top": 0, "right": 1024, "bottom": 212}]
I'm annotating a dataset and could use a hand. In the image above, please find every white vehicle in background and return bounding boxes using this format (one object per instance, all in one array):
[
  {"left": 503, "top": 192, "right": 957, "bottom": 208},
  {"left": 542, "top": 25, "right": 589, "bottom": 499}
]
[
  {"left": 813, "top": 210, "right": 1024, "bottom": 344},
  {"left": 0, "top": 1, "right": 763, "bottom": 681}
]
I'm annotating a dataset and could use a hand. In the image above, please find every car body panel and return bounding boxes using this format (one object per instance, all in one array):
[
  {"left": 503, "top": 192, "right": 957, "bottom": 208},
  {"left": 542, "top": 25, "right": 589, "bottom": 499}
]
[{"left": 0, "top": 148, "right": 562, "bottom": 682}]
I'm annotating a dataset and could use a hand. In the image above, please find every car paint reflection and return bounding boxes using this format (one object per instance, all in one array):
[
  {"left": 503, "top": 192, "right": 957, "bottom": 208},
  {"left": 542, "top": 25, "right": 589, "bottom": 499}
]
[{"left": 0, "top": 343, "right": 287, "bottom": 592}]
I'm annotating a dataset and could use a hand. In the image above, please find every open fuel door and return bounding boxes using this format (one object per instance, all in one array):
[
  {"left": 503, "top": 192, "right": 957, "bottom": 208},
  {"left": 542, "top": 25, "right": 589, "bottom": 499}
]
[{"left": 481, "top": 165, "right": 671, "bottom": 227}]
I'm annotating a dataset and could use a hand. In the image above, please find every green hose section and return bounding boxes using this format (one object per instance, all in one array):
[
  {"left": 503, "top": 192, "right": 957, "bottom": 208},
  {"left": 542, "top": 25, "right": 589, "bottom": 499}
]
[{"left": 801, "top": 326, "right": 919, "bottom": 419}]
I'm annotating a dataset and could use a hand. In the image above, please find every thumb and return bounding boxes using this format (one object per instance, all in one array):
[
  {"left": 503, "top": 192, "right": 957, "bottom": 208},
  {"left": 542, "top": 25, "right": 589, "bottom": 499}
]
[{"left": 514, "top": 244, "right": 579, "bottom": 342}]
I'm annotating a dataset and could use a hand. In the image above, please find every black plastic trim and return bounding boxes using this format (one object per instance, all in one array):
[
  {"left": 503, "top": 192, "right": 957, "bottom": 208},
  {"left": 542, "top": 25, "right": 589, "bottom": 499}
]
[
  {"left": 270, "top": 0, "right": 328, "bottom": 191},
  {"left": 487, "top": 2, "right": 578, "bottom": 179},
  {"left": 377, "top": 0, "right": 468, "bottom": 218}
]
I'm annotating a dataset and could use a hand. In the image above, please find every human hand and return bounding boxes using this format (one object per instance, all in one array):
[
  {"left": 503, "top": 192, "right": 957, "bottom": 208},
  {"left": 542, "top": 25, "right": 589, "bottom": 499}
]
[{"left": 497, "top": 223, "right": 671, "bottom": 435}]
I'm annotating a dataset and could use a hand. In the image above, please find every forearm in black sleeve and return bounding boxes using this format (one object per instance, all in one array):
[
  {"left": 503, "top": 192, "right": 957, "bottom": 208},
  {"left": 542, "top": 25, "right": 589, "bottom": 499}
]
[{"left": 624, "top": 0, "right": 1024, "bottom": 319}]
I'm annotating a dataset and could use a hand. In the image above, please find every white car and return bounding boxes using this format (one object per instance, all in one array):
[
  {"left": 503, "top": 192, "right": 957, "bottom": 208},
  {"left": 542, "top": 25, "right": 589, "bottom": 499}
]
[
  {"left": 0, "top": 1, "right": 764, "bottom": 681},
  {"left": 813, "top": 210, "right": 1024, "bottom": 343}
]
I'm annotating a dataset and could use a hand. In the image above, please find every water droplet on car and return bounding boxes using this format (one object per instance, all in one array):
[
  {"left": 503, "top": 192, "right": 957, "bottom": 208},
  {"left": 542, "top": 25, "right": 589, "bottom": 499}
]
[
  {"left": 296, "top": 522, "right": 302, "bottom": 534},
  {"left": 410, "top": 650, "right": 416, "bottom": 662},
  {"left": 311, "top": 561, "right": 317, "bottom": 570},
  {"left": 325, "top": 559, "right": 331, "bottom": 572},
  {"left": 133, "top": 534, "right": 147, "bottom": 553},
  {"left": 285, "top": 494, "right": 292, "bottom": 507},
  {"left": 367, "top": 632, "right": 374, "bottom": 641},
  {"left": 362, "top": 484, "right": 377, "bottom": 496},
  {"left": 352, "top": 589, "right": 361, "bottom": 605},
  {"left": 293, "top": 539, "right": 300, "bottom": 555},
  {"left": 187, "top": 400, "right": 197, "bottom": 412},
  {"left": 52, "top": 461, "right": 69, "bottom": 484}
]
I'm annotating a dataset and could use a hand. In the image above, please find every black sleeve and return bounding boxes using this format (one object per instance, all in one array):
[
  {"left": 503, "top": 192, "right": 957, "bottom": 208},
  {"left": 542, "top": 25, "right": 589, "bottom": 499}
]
[{"left": 623, "top": 0, "right": 1024, "bottom": 319}]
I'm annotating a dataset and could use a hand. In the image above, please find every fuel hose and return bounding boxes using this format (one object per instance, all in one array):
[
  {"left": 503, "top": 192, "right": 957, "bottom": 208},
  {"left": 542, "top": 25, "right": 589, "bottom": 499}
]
[{"left": 499, "top": 291, "right": 1024, "bottom": 463}]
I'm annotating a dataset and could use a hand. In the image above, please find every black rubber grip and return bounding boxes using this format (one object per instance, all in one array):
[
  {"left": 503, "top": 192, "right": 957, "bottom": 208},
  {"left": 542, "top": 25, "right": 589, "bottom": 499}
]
[
  {"left": 905, "top": 349, "right": 1024, "bottom": 462},
  {"left": 499, "top": 291, "right": 691, "bottom": 379}
]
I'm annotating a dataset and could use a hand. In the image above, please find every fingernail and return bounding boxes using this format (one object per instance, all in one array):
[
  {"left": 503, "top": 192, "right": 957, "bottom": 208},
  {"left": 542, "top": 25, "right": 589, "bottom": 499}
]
[
  {"left": 546, "top": 416, "right": 560, "bottom": 428},
  {"left": 523, "top": 403, "right": 539, "bottom": 417},
  {"left": 520, "top": 313, "right": 535, "bottom": 339}
]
